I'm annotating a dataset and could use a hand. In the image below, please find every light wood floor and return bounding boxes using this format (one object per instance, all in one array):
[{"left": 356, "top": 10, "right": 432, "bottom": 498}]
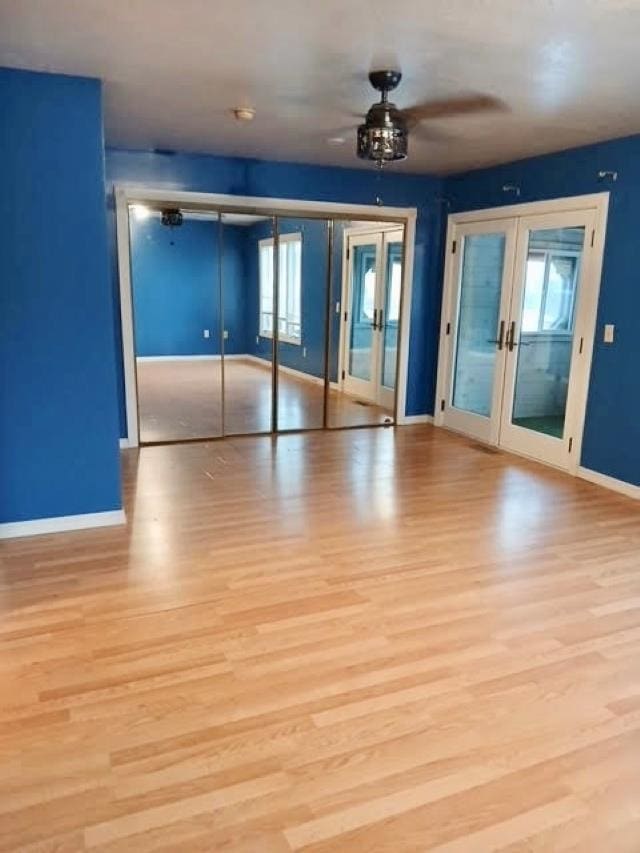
[
  {"left": 136, "top": 358, "right": 392, "bottom": 443},
  {"left": 1, "top": 426, "right": 640, "bottom": 851}
]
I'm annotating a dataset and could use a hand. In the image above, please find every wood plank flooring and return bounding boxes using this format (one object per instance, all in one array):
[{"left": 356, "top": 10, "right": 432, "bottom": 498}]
[
  {"left": 136, "top": 358, "right": 392, "bottom": 442},
  {"left": 1, "top": 425, "right": 640, "bottom": 850}
]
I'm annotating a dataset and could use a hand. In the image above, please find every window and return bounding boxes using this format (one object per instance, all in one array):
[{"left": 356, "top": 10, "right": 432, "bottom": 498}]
[
  {"left": 521, "top": 250, "right": 579, "bottom": 333},
  {"left": 259, "top": 234, "right": 302, "bottom": 344}
]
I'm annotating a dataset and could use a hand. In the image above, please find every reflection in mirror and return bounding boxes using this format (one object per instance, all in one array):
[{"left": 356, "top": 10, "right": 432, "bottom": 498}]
[
  {"left": 220, "top": 212, "right": 274, "bottom": 435},
  {"left": 129, "top": 205, "right": 223, "bottom": 443},
  {"left": 276, "top": 217, "right": 329, "bottom": 431},
  {"left": 327, "top": 221, "right": 404, "bottom": 428}
]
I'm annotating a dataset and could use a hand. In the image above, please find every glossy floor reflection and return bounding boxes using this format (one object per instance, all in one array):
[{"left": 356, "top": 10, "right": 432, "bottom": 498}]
[
  {"left": 136, "top": 357, "right": 392, "bottom": 442},
  {"left": 2, "top": 426, "right": 640, "bottom": 850}
]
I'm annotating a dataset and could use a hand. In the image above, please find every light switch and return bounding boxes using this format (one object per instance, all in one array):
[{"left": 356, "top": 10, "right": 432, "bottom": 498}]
[
  {"left": 335, "top": 301, "right": 341, "bottom": 314},
  {"left": 604, "top": 324, "right": 615, "bottom": 344},
  {"left": 203, "top": 329, "right": 210, "bottom": 339},
  {"left": 223, "top": 330, "right": 229, "bottom": 340},
  {"left": 303, "top": 347, "right": 307, "bottom": 358}
]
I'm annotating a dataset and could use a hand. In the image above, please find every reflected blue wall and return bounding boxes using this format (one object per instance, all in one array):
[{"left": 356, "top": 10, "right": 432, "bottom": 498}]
[{"left": 130, "top": 216, "right": 246, "bottom": 356}]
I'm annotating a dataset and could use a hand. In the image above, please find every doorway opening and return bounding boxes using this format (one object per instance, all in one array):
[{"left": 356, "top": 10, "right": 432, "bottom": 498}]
[
  {"left": 435, "top": 194, "right": 609, "bottom": 473},
  {"left": 117, "top": 190, "right": 416, "bottom": 446}
]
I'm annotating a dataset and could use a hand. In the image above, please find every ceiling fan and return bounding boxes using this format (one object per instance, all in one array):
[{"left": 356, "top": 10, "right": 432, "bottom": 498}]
[{"left": 355, "top": 70, "right": 504, "bottom": 166}]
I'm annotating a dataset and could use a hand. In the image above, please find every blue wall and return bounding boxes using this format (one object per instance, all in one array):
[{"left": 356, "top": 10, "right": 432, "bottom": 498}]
[
  {"left": 445, "top": 135, "right": 640, "bottom": 486},
  {"left": 130, "top": 216, "right": 246, "bottom": 356},
  {"left": 105, "top": 149, "right": 445, "bottom": 435},
  {"left": 0, "top": 68, "right": 121, "bottom": 524}
]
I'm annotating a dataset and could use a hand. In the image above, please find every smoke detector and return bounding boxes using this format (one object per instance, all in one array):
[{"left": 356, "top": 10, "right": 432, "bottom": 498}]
[{"left": 232, "top": 107, "right": 256, "bottom": 122}]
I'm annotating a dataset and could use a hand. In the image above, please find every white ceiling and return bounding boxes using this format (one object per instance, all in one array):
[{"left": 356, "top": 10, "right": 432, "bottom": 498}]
[{"left": 2, "top": 0, "right": 640, "bottom": 175}]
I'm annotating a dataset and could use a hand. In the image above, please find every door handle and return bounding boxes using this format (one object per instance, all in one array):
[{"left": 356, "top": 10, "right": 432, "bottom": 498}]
[
  {"left": 486, "top": 320, "right": 505, "bottom": 350},
  {"left": 378, "top": 308, "right": 384, "bottom": 331},
  {"left": 371, "top": 308, "right": 378, "bottom": 330},
  {"left": 506, "top": 320, "right": 519, "bottom": 352}
]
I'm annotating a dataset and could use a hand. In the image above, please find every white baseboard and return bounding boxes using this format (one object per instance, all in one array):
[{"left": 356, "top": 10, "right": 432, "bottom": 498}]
[
  {"left": 398, "top": 414, "right": 434, "bottom": 425},
  {"left": 136, "top": 355, "right": 221, "bottom": 362},
  {"left": 0, "top": 509, "right": 126, "bottom": 540},
  {"left": 119, "top": 438, "right": 130, "bottom": 449},
  {"left": 577, "top": 467, "right": 640, "bottom": 500},
  {"left": 244, "top": 354, "right": 340, "bottom": 389}
]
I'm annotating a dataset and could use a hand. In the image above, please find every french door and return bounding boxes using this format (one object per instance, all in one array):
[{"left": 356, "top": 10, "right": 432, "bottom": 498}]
[
  {"left": 438, "top": 202, "right": 602, "bottom": 471},
  {"left": 342, "top": 228, "right": 403, "bottom": 409}
]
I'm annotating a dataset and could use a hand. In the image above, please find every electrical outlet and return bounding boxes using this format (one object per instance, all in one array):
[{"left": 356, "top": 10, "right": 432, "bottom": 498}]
[
  {"left": 203, "top": 329, "right": 210, "bottom": 339},
  {"left": 223, "top": 330, "right": 229, "bottom": 340},
  {"left": 604, "top": 324, "right": 615, "bottom": 343}
]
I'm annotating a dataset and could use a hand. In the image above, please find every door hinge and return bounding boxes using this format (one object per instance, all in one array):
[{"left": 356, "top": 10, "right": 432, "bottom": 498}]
[
  {"left": 440, "top": 399, "right": 445, "bottom": 412},
  {"left": 344, "top": 310, "right": 348, "bottom": 322},
  {"left": 568, "top": 437, "right": 573, "bottom": 453},
  {"left": 446, "top": 321, "right": 451, "bottom": 335},
  {"left": 341, "top": 369, "right": 345, "bottom": 380},
  {"left": 346, "top": 247, "right": 350, "bottom": 260},
  {"left": 590, "top": 229, "right": 595, "bottom": 247},
  {"left": 578, "top": 336, "right": 584, "bottom": 354},
  {"left": 451, "top": 240, "right": 457, "bottom": 254}
]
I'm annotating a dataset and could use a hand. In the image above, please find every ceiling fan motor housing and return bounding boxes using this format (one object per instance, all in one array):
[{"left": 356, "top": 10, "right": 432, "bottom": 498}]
[
  {"left": 357, "top": 100, "right": 408, "bottom": 162},
  {"left": 357, "top": 70, "right": 408, "bottom": 163}
]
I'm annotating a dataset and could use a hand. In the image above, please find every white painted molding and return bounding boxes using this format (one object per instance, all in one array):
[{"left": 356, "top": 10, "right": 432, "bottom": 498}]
[
  {"left": 398, "top": 414, "right": 434, "bottom": 425},
  {"left": 136, "top": 355, "right": 221, "bottom": 362},
  {"left": 243, "top": 354, "right": 340, "bottom": 389},
  {"left": 577, "top": 467, "right": 640, "bottom": 500},
  {"left": 0, "top": 509, "right": 126, "bottom": 540},
  {"left": 119, "top": 438, "right": 130, "bottom": 449}
]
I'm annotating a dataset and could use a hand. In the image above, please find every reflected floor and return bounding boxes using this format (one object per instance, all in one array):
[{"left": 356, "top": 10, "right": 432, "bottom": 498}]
[
  {"left": 512, "top": 414, "right": 565, "bottom": 438},
  {"left": 136, "top": 357, "right": 392, "bottom": 442}
]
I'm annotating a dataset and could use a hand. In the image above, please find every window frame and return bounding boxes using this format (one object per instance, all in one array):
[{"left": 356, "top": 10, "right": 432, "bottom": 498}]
[
  {"left": 258, "top": 232, "right": 302, "bottom": 346},
  {"left": 522, "top": 248, "right": 581, "bottom": 335}
]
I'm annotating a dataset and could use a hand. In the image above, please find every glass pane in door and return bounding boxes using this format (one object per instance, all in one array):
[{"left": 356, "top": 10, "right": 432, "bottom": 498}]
[
  {"left": 381, "top": 240, "right": 402, "bottom": 389},
  {"left": 349, "top": 244, "right": 377, "bottom": 381},
  {"left": 452, "top": 233, "right": 506, "bottom": 417},
  {"left": 511, "top": 226, "right": 585, "bottom": 438}
]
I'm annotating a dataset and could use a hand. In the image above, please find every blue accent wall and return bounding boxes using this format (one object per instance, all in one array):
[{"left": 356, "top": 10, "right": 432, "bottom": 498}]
[
  {"left": 1, "top": 68, "right": 121, "bottom": 524},
  {"left": 444, "top": 135, "right": 640, "bottom": 486},
  {"left": 130, "top": 216, "right": 245, "bottom": 356},
  {"left": 105, "top": 149, "right": 445, "bottom": 434}
]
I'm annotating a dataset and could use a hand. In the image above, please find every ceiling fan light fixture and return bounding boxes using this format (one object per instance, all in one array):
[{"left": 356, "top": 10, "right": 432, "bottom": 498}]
[
  {"left": 357, "top": 119, "right": 407, "bottom": 163},
  {"left": 357, "top": 70, "right": 408, "bottom": 165},
  {"left": 161, "top": 208, "right": 183, "bottom": 229}
]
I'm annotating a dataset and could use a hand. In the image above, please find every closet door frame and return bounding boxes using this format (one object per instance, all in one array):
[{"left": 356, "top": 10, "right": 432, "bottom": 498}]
[{"left": 435, "top": 192, "right": 609, "bottom": 475}]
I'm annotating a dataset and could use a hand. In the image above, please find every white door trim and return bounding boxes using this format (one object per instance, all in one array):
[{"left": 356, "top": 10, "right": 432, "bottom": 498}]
[
  {"left": 115, "top": 186, "right": 417, "bottom": 445},
  {"left": 435, "top": 192, "right": 609, "bottom": 477}
]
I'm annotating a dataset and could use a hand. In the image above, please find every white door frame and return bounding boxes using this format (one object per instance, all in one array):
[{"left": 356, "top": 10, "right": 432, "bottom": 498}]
[
  {"left": 115, "top": 186, "right": 417, "bottom": 446},
  {"left": 434, "top": 192, "right": 609, "bottom": 475}
]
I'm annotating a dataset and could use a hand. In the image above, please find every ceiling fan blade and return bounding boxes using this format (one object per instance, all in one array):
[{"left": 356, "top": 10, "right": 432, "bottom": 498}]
[
  {"left": 410, "top": 124, "right": 454, "bottom": 144},
  {"left": 401, "top": 95, "right": 506, "bottom": 126}
]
